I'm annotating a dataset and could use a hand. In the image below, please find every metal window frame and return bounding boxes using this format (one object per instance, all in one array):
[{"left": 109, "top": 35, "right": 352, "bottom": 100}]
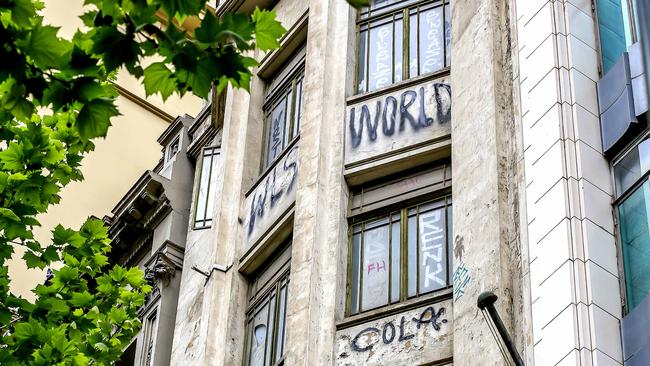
[
  {"left": 260, "top": 61, "right": 306, "bottom": 173},
  {"left": 346, "top": 194, "right": 453, "bottom": 316},
  {"left": 243, "top": 267, "right": 291, "bottom": 366},
  {"left": 192, "top": 146, "right": 220, "bottom": 230},
  {"left": 354, "top": 0, "right": 449, "bottom": 95}
]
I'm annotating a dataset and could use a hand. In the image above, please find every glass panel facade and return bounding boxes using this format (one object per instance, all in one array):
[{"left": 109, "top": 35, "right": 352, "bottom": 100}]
[
  {"left": 194, "top": 147, "right": 220, "bottom": 229},
  {"left": 357, "top": 0, "right": 451, "bottom": 94},
  {"left": 614, "top": 138, "right": 650, "bottom": 196},
  {"left": 348, "top": 197, "right": 452, "bottom": 315},
  {"left": 619, "top": 181, "right": 650, "bottom": 311},
  {"left": 596, "top": 0, "right": 638, "bottom": 72}
]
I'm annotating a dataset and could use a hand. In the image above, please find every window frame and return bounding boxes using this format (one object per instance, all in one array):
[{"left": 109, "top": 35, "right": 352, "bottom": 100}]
[
  {"left": 346, "top": 194, "right": 453, "bottom": 317},
  {"left": 243, "top": 255, "right": 291, "bottom": 366},
  {"left": 192, "top": 146, "right": 220, "bottom": 230},
  {"left": 260, "top": 56, "right": 305, "bottom": 173},
  {"left": 612, "top": 127, "right": 650, "bottom": 314},
  {"left": 354, "top": 0, "right": 451, "bottom": 95}
]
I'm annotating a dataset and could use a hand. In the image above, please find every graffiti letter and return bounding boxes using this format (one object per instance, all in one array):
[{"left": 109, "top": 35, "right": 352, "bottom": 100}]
[
  {"left": 399, "top": 90, "right": 418, "bottom": 132},
  {"left": 382, "top": 322, "right": 396, "bottom": 344},
  {"left": 398, "top": 316, "right": 415, "bottom": 341},
  {"left": 418, "top": 86, "right": 434, "bottom": 127},
  {"left": 412, "top": 306, "right": 446, "bottom": 331},
  {"left": 269, "top": 169, "right": 283, "bottom": 208},
  {"left": 349, "top": 107, "right": 363, "bottom": 149},
  {"left": 283, "top": 147, "right": 298, "bottom": 192},
  {"left": 366, "top": 101, "right": 381, "bottom": 142},
  {"left": 434, "top": 83, "right": 451, "bottom": 123},
  {"left": 382, "top": 95, "right": 397, "bottom": 136},
  {"left": 351, "top": 327, "right": 380, "bottom": 352},
  {"left": 248, "top": 180, "right": 268, "bottom": 237}
]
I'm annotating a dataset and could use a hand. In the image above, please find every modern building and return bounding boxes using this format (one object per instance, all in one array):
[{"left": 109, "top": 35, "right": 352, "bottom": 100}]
[{"left": 99, "top": 0, "right": 650, "bottom": 365}]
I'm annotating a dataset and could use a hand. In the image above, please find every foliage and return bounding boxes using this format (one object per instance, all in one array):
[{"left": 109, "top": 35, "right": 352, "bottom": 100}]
[{"left": 0, "top": 0, "right": 285, "bottom": 364}]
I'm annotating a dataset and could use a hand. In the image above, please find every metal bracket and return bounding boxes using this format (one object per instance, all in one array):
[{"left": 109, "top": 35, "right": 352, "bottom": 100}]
[{"left": 191, "top": 263, "right": 233, "bottom": 285}]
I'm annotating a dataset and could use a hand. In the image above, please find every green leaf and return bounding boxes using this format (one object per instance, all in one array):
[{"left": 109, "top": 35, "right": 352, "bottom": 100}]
[
  {"left": 0, "top": 143, "right": 24, "bottom": 171},
  {"left": 16, "top": 25, "right": 71, "bottom": 68},
  {"left": 346, "top": 0, "right": 370, "bottom": 9},
  {"left": 10, "top": 0, "right": 36, "bottom": 28},
  {"left": 0, "top": 208, "right": 20, "bottom": 222},
  {"left": 42, "top": 245, "right": 60, "bottom": 263},
  {"left": 23, "top": 250, "right": 46, "bottom": 269},
  {"left": 70, "top": 291, "right": 94, "bottom": 307},
  {"left": 92, "top": 27, "right": 140, "bottom": 72},
  {"left": 160, "top": 0, "right": 205, "bottom": 18},
  {"left": 143, "top": 63, "right": 176, "bottom": 101},
  {"left": 252, "top": 8, "right": 285, "bottom": 51},
  {"left": 76, "top": 98, "right": 119, "bottom": 139}
]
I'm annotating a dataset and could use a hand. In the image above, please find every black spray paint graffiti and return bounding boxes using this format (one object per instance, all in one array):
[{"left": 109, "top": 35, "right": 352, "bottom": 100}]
[
  {"left": 248, "top": 146, "right": 298, "bottom": 237},
  {"left": 349, "top": 83, "right": 451, "bottom": 149},
  {"left": 350, "top": 306, "right": 447, "bottom": 353}
]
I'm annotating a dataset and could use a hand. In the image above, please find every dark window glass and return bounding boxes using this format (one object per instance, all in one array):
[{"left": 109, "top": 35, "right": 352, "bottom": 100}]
[
  {"left": 348, "top": 197, "right": 452, "bottom": 315},
  {"left": 596, "top": 0, "right": 639, "bottom": 72},
  {"left": 357, "top": 0, "right": 451, "bottom": 94},
  {"left": 614, "top": 138, "right": 650, "bottom": 197}
]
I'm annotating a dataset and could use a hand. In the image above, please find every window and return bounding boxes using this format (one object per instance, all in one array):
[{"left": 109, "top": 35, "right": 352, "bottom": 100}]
[
  {"left": 167, "top": 137, "right": 180, "bottom": 162},
  {"left": 141, "top": 309, "right": 159, "bottom": 366},
  {"left": 614, "top": 136, "right": 650, "bottom": 311},
  {"left": 348, "top": 196, "right": 452, "bottom": 315},
  {"left": 244, "top": 268, "right": 290, "bottom": 366},
  {"left": 261, "top": 61, "right": 305, "bottom": 171},
  {"left": 596, "top": 0, "right": 640, "bottom": 72},
  {"left": 193, "top": 146, "right": 220, "bottom": 229},
  {"left": 356, "top": 0, "right": 451, "bottom": 94}
]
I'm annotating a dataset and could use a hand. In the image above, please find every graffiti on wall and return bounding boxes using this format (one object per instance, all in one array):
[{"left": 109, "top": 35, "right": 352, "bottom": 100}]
[
  {"left": 345, "top": 79, "right": 451, "bottom": 166},
  {"left": 452, "top": 262, "right": 471, "bottom": 302},
  {"left": 245, "top": 146, "right": 299, "bottom": 244},
  {"left": 336, "top": 301, "right": 452, "bottom": 366}
]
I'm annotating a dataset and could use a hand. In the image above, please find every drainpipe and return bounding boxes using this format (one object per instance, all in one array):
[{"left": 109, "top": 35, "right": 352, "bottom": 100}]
[{"left": 478, "top": 291, "right": 525, "bottom": 366}]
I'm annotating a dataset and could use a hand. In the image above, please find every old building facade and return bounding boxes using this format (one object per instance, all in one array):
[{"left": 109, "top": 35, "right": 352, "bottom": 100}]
[{"left": 105, "top": 0, "right": 650, "bottom": 365}]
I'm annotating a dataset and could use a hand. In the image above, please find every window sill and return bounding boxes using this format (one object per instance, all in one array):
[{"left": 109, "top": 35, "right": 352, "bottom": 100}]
[
  {"left": 346, "top": 67, "right": 450, "bottom": 106},
  {"left": 336, "top": 287, "right": 453, "bottom": 331}
]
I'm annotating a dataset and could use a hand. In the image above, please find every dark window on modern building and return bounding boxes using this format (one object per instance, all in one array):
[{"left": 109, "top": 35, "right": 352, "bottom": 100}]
[
  {"left": 244, "top": 246, "right": 291, "bottom": 366},
  {"left": 193, "top": 146, "right": 220, "bottom": 229},
  {"left": 356, "top": 0, "right": 451, "bottom": 94},
  {"left": 261, "top": 49, "right": 305, "bottom": 171},
  {"left": 614, "top": 134, "right": 650, "bottom": 312},
  {"left": 596, "top": 0, "right": 640, "bottom": 72}
]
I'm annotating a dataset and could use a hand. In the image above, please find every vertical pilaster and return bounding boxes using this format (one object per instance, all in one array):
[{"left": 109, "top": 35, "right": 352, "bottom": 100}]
[
  {"left": 450, "top": 0, "right": 523, "bottom": 365},
  {"left": 282, "top": 0, "right": 352, "bottom": 365}
]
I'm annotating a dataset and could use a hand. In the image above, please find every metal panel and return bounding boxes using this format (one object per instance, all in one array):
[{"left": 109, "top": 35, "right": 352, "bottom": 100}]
[{"left": 622, "top": 293, "right": 650, "bottom": 363}]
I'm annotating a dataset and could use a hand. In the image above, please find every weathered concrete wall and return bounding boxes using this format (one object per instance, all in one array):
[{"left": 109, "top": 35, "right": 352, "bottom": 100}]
[
  {"left": 335, "top": 301, "right": 453, "bottom": 365},
  {"left": 450, "top": 0, "right": 524, "bottom": 365},
  {"left": 345, "top": 77, "right": 451, "bottom": 166},
  {"left": 282, "top": 0, "right": 352, "bottom": 365}
]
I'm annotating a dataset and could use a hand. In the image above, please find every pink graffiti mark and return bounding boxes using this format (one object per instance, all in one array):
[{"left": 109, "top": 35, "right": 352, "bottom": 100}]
[
  {"left": 367, "top": 260, "right": 386, "bottom": 274},
  {"left": 399, "top": 177, "right": 420, "bottom": 190}
]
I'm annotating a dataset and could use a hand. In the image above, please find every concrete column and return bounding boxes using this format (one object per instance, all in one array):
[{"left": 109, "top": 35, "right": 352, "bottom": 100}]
[
  {"left": 282, "top": 0, "right": 352, "bottom": 365},
  {"left": 450, "top": 0, "right": 525, "bottom": 365}
]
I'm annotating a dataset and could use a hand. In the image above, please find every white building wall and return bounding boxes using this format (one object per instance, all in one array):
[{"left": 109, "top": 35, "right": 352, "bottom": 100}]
[{"left": 515, "top": 0, "right": 624, "bottom": 365}]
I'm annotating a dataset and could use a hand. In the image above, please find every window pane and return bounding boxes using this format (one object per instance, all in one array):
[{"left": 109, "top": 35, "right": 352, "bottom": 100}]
[
  {"left": 370, "top": 0, "right": 402, "bottom": 9},
  {"left": 409, "top": 13, "right": 418, "bottom": 78},
  {"left": 249, "top": 302, "right": 269, "bottom": 366},
  {"left": 245, "top": 318, "right": 254, "bottom": 366},
  {"left": 418, "top": 207, "right": 447, "bottom": 294},
  {"left": 195, "top": 153, "right": 213, "bottom": 224},
  {"left": 350, "top": 231, "right": 362, "bottom": 314},
  {"left": 275, "top": 284, "right": 288, "bottom": 362},
  {"left": 204, "top": 150, "right": 219, "bottom": 222},
  {"left": 391, "top": 214, "right": 401, "bottom": 303},
  {"left": 445, "top": 4, "right": 451, "bottom": 66},
  {"left": 614, "top": 138, "right": 650, "bottom": 196},
  {"left": 293, "top": 80, "right": 303, "bottom": 137},
  {"left": 407, "top": 214, "right": 417, "bottom": 297},
  {"left": 447, "top": 204, "right": 453, "bottom": 283},
  {"left": 266, "top": 99, "right": 287, "bottom": 166},
  {"left": 619, "top": 180, "right": 650, "bottom": 311},
  {"left": 283, "top": 89, "right": 293, "bottom": 145},
  {"left": 368, "top": 22, "right": 394, "bottom": 92},
  {"left": 596, "top": 0, "right": 632, "bottom": 72},
  {"left": 419, "top": 7, "right": 444, "bottom": 74},
  {"left": 361, "top": 223, "right": 390, "bottom": 311},
  {"left": 358, "top": 30, "right": 368, "bottom": 93},
  {"left": 394, "top": 18, "right": 403, "bottom": 83},
  {"left": 264, "top": 295, "right": 275, "bottom": 366}
]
